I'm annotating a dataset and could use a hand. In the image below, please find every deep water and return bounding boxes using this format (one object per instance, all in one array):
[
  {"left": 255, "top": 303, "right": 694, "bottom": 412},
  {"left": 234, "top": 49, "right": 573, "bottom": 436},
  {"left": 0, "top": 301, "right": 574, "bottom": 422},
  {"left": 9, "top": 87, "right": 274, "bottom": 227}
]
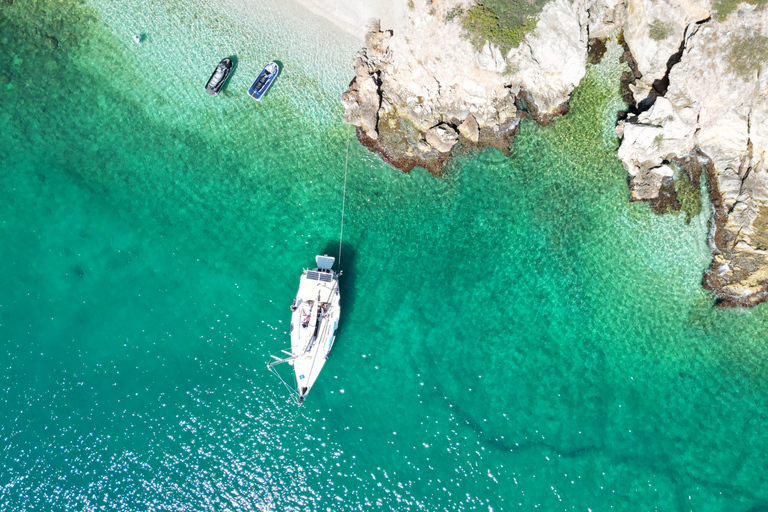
[{"left": 3, "top": 1, "right": 768, "bottom": 510}]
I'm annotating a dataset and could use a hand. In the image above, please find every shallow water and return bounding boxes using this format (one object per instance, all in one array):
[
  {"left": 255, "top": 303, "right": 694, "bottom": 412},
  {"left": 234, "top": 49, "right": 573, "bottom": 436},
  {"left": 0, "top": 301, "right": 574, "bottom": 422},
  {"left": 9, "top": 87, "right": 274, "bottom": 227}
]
[{"left": 3, "top": 1, "right": 768, "bottom": 510}]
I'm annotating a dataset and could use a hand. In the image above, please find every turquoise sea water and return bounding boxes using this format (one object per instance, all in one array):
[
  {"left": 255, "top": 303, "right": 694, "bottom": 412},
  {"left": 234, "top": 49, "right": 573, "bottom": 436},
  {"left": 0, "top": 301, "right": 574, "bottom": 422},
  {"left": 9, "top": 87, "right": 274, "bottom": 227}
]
[{"left": 3, "top": 1, "right": 768, "bottom": 510}]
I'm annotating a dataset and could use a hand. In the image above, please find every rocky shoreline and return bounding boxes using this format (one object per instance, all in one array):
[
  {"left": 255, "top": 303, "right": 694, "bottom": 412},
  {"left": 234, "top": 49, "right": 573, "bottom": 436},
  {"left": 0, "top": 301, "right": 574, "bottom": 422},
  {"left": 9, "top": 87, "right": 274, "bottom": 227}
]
[
  {"left": 342, "top": 0, "right": 588, "bottom": 174},
  {"left": 342, "top": 0, "right": 768, "bottom": 307},
  {"left": 617, "top": 3, "right": 768, "bottom": 307}
]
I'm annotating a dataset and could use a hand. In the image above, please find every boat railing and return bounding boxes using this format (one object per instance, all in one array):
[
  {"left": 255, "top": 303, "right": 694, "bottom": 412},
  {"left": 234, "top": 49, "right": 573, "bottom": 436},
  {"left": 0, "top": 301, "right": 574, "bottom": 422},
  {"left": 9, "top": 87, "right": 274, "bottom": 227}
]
[
  {"left": 267, "top": 354, "right": 304, "bottom": 403},
  {"left": 317, "top": 316, "right": 332, "bottom": 345},
  {"left": 301, "top": 311, "right": 332, "bottom": 356}
]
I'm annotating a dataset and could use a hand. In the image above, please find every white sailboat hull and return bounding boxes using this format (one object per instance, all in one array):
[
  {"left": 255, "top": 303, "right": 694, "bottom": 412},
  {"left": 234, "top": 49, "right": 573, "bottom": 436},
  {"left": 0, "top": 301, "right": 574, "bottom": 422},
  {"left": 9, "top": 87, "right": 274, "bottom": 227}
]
[
  {"left": 270, "top": 255, "right": 340, "bottom": 403},
  {"left": 291, "top": 307, "right": 339, "bottom": 397}
]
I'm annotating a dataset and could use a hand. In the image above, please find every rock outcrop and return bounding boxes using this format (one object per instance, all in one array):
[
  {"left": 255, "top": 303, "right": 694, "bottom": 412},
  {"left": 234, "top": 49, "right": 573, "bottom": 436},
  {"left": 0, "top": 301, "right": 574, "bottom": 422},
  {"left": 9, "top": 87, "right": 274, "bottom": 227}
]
[
  {"left": 342, "top": 0, "right": 592, "bottom": 173},
  {"left": 506, "top": 0, "right": 588, "bottom": 119},
  {"left": 425, "top": 123, "right": 459, "bottom": 153},
  {"left": 342, "top": 0, "right": 768, "bottom": 306},
  {"left": 617, "top": 95, "right": 697, "bottom": 202},
  {"left": 622, "top": 0, "right": 710, "bottom": 103},
  {"left": 619, "top": 4, "right": 768, "bottom": 306}
]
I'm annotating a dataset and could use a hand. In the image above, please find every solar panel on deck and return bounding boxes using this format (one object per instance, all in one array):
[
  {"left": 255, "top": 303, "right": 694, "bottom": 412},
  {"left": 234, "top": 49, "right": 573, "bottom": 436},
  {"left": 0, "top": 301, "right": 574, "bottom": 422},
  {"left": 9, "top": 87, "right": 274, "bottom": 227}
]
[
  {"left": 319, "top": 273, "right": 333, "bottom": 282},
  {"left": 306, "top": 271, "right": 320, "bottom": 280}
]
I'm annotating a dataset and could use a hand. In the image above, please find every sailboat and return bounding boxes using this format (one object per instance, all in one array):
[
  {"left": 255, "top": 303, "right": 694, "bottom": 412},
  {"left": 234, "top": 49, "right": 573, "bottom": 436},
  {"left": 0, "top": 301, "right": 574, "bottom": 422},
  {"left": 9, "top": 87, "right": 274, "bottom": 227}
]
[
  {"left": 268, "top": 255, "right": 341, "bottom": 403},
  {"left": 268, "top": 126, "right": 352, "bottom": 404}
]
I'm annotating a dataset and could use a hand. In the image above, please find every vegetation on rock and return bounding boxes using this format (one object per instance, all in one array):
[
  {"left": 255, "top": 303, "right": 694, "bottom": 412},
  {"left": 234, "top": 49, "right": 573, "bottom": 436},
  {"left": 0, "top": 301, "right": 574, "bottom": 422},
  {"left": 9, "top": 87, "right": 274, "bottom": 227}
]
[
  {"left": 726, "top": 32, "right": 768, "bottom": 80},
  {"left": 461, "top": 0, "right": 547, "bottom": 54},
  {"left": 713, "top": 0, "right": 766, "bottom": 20},
  {"left": 648, "top": 19, "right": 673, "bottom": 41},
  {"left": 751, "top": 206, "right": 768, "bottom": 251},
  {"left": 673, "top": 165, "right": 702, "bottom": 224},
  {"left": 445, "top": 6, "right": 463, "bottom": 21}
]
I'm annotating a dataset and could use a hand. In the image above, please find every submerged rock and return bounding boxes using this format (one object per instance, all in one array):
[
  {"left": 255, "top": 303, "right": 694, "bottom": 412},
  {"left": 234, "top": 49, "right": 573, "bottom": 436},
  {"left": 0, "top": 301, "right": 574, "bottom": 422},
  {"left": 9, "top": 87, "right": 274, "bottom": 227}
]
[{"left": 43, "top": 35, "right": 59, "bottom": 49}]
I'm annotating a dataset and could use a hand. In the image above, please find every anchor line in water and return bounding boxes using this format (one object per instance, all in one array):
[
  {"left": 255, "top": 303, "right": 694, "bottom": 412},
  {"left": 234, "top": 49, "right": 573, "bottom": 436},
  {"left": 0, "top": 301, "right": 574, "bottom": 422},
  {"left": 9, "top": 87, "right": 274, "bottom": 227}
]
[{"left": 338, "top": 125, "right": 351, "bottom": 270}]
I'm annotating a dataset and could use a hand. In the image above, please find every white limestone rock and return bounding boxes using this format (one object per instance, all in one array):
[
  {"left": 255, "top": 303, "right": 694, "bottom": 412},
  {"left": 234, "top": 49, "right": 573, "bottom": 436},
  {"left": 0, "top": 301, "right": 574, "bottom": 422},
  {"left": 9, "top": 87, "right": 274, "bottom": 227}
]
[
  {"left": 507, "top": 0, "right": 589, "bottom": 115},
  {"left": 617, "top": 96, "right": 696, "bottom": 200},
  {"left": 476, "top": 42, "right": 507, "bottom": 73},
  {"left": 342, "top": 70, "right": 381, "bottom": 139},
  {"left": 342, "top": 0, "right": 591, "bottom": 165},
  {"left": 623, "top": 0, "right": 710, "bottom": 102},
  {"left": 425, "top": 123, "right": 459, "bottom": 153},
  {"left": 458, "top": 113, "right": 480, "bottom": 143},
  {"left": 618, "top": 3, "right": 768, "bottom": 304},
  {"left": 586, "top": 0, "right": 628, "bottom": 38},
  {"left": 339, "top": 0, "right": 768, "bottom": 304}
]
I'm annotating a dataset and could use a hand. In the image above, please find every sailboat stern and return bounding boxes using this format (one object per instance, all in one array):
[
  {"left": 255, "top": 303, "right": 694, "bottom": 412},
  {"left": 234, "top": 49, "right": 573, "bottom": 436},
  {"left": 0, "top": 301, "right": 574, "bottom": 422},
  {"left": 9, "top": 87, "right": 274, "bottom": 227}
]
[{"left": 315, "top": 254, "right": 335, "bottom": 270}]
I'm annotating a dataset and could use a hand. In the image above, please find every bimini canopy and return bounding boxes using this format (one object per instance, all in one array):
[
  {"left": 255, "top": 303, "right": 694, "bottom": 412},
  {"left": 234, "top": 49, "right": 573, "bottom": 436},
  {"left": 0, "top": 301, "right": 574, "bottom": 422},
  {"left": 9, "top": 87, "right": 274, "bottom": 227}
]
[{"left": 315, "top": 255, "right": 335, "bottom": 270}]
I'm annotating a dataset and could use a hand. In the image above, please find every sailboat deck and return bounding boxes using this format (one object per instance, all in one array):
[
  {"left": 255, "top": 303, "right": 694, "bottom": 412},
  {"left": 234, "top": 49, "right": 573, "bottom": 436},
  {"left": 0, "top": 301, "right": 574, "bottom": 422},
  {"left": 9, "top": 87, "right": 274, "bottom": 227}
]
[{"left": 297, "top": 270, "right": 337, "bottom": 303}]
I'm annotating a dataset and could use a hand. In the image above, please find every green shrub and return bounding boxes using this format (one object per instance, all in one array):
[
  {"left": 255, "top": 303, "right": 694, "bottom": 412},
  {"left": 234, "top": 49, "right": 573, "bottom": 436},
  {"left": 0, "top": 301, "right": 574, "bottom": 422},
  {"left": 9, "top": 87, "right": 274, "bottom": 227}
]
[
  {"left": 713, "top": 0, "right": 767, "bottom": 20},
  {"left": 462, "top": 0, "right": 547, "bottom": 54},
  {"left": 726, "top": 32, "right": 768, "bottom": 80},
  {"left": 648, "top": 19, "right": 673, "bottom": 41},
  {"left": 653, "top": 133, "right": 664, "bottom": 150},
  {"left": 446, "top": 6, "right": 463, "bottom": 21}
]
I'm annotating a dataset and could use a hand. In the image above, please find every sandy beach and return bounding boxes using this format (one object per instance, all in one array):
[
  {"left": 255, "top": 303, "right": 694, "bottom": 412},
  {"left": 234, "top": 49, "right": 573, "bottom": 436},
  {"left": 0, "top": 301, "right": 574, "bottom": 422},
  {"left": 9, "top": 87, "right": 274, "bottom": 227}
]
[{"left": 288, "top": 0, "right": 411, "bottom": 40}]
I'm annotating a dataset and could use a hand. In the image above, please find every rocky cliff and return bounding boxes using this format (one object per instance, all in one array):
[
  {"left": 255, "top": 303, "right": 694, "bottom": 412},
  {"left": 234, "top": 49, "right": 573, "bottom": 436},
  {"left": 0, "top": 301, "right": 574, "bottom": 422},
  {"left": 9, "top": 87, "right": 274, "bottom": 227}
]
[
  {"left": 342, "top": 0, "right": 589, "bottom": 173},
  {"left": 342, "top": 0, "right": 768, "bottom": 306},
  {"left": 618, "top": 4, "right": 768, "bottom": 306}
]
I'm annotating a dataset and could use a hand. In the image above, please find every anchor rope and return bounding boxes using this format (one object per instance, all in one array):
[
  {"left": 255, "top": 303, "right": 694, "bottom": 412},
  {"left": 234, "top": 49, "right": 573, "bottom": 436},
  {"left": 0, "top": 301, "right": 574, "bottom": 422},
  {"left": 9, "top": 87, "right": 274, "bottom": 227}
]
[{"left": 338, "top": 126, "right": 351, "bottom": 270}]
